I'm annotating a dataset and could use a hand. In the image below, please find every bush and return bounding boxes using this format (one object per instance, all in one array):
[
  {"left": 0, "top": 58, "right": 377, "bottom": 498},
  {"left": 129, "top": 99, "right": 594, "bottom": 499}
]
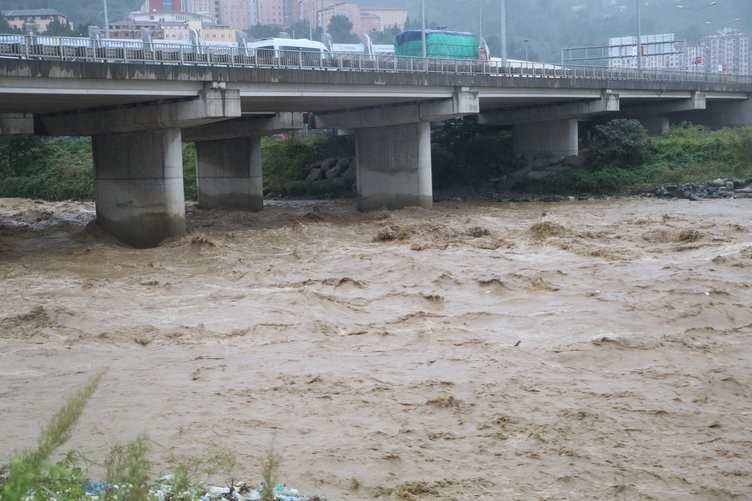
[
  {"left": 431, "top": 117, "right": 518, "bottom": 188},
  {"left": 182, "top": 142, "right": 197, "bottom": 201},
  {"left": 523, "top": 166, "right": 644, "bottom": 195},
  {"left": 0, "top": 137, "right": 94, "bottom": 200},
  {"left": 589, "top": 119, "right": 651, "bottom": 169},
  {"left": 640, "top": 123, "right": 752, "bottom": 184}
]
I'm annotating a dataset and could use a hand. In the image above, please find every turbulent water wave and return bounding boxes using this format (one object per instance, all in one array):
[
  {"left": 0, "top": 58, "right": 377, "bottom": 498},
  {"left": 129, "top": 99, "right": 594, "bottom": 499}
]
[{"left": 1, "top": 196, "right": 751, "bottom": 499}]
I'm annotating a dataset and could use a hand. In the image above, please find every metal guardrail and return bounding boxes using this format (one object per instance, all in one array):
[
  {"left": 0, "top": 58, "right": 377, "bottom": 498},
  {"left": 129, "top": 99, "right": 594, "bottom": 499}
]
[{"left": 2, "top": 33, "right": 752, "bottom": 85}]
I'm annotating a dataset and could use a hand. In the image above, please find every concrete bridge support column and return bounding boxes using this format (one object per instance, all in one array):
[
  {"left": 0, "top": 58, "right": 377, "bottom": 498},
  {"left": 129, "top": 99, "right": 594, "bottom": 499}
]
[
  {"left": 92, "top": 128, "right": 186, "bottom": 248},
  {"left": 355, "top": 122, "right": 432, "bottom": 211},
  {"left": 194, "top": 137, "right": 263, "bottom": 210},
  {"left": 513, "top": 119, "right": 578, "bottom": 163},
  {"left": 311, "top": 88, "right": 479, "bottom": 212}
]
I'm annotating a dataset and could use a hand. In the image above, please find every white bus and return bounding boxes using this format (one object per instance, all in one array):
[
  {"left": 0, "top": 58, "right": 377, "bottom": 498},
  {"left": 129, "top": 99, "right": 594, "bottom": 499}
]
[{"left": 245, "top": 38, "right": 331, "bottom": 67}]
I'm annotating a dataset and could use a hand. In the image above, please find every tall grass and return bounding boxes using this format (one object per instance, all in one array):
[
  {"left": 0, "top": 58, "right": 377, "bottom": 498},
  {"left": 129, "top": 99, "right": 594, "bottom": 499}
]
[
  {"left": 1, "top": 371, "right": 104, "bottom": 499},
  {"left": 529, "top": 122, "right": 752, "bottom": 195}
]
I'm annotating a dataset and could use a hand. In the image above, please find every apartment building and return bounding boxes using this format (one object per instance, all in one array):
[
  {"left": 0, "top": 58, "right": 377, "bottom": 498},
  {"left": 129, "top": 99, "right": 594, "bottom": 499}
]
[
  {"left": 1, "top": 9, "right": 72, "bottom": 32},
  {"left": 295, "top": 0, "right": 406, "bottom": 35},
  {"left": 703, "top": 28, "right": 750, "bottom": 75}
]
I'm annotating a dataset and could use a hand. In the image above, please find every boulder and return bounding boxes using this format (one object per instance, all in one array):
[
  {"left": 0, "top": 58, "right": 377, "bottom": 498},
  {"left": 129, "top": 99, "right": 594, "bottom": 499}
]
[
  {"left": 336, "top": 157, "right": 351, "bottom": 169},
  {"left": 321, "top": 157, "right": 338, "bottom": 170},
  {"left": 561, "top": 155, "right": 586, "bottom": 169},
  {"left": 342, "top": 164, "right": 356, "bottom": 183},
  {"left": 510, "top": 166, "right": 532, "bottom": 182},
  {"left": 305, "top": 167, "right": 324, "bottom": 182},
  {"left": 325, "top": 163, "right": 347, "bottom": 179}
]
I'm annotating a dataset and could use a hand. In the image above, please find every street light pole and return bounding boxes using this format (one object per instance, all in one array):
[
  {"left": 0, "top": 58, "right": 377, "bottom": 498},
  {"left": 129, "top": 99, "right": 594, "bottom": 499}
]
[
  {"left": 479, "top": 0, "right": 482, "bottom": 42},
  {"left": 421, "top": 0, "right": 426, "bottom": 59},
  {"left": 677, "top": 1, "right": 718, "bottom": 40},
  {"left": 103, "top": 0, "right": 110, "bottom": 38},
  {"left": 636, "top": 0, "right": 642, "bottom": 72},
  {"left": 500, "top": 0, "right": 507, "bottom": 67}
]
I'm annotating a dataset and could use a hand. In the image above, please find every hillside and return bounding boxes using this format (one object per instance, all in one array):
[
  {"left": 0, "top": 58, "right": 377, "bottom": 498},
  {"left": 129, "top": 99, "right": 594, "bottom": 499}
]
[{"left": 1, "top": 0, "right": 142, "bottom": 27}]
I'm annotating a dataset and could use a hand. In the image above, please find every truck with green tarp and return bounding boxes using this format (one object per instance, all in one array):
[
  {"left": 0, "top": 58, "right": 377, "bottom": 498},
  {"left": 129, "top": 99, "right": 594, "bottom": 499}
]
[{"left": 392, "top": 30, "right": 482, "bottom": 60}]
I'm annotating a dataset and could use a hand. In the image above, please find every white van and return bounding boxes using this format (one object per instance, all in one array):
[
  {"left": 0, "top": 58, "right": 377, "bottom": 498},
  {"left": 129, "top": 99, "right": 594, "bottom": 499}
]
[{"left": 245, "top": 38, "right": 331, "bottom": 67}]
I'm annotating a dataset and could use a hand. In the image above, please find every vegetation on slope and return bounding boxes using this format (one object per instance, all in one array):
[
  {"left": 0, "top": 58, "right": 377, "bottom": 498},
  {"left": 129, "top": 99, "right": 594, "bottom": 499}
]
[{"left": 1, "top": 120, "right": 752, "bottom": 201}]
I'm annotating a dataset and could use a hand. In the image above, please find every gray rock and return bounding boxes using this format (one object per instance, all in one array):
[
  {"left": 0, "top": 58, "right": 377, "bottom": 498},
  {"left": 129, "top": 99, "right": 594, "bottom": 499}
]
[
  {"left": 325, "top": 163, "right": 346, "bottom": 179},
  {"left": 321, "top": 157, "right": 338, "bottom": 170},
  {"left": 526, "top": 170, "right": 555, "bottom": 181},
  {"left": 510, "top": 166, "right": 532, "bottom": 182},
  {"left": 305, "top": 167, "right": 324, "bottom": 182},
  {"left": 342, "top": 164, "right": 356, "bottom": 183},
  {"left": 710, "top": 178, "right": 725, "bottom": 187},
  {"left": 531, "top": 158, "right": 553, "bottom": 171},
  {"left": 561, "top": 155, "right": 586, "bottom": 169},
  {"left": 336, "top": 157, "right": 350, "bottom": 168}
]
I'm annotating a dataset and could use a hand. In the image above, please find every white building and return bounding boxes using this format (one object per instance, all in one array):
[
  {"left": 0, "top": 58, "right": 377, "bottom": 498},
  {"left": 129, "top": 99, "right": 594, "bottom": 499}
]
[{"left": 702, "top": 28, "right": 750, "bottom": 75}]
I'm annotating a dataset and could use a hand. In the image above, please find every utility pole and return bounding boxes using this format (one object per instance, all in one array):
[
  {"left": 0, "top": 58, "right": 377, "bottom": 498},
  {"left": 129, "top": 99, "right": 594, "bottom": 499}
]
[
  {"left": 500, "top": 0, "right": 507, "bottom": 67},
  {"left": 103, "top": 0, "right": 110, "bottom": 38},
  {"left": 636, "top": 0, "right": 642, "bottom": 72},
  {"left": 479, "top": 0, "right": 483, "bottom": 42},
  {"left": 421, "top": 0, "right": 426, "bottom": 59}
]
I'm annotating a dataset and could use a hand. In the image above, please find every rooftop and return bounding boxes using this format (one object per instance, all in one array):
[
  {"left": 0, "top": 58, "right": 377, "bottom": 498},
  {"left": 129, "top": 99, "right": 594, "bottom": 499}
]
[{"left": 2, "top": 9, "right": 68, "bottom": 18}]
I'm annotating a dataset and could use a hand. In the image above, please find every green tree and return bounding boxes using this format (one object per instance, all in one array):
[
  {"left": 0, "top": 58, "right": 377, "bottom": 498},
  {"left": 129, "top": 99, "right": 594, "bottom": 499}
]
[
  {"left": 432, "top": 116, "right": 518, "bottom": 188},
  {"left": 290, "top": 19, "right": 312, "bottom": 39},
  {"left": 248, "top": 23, "right": 283, "bottom": 40},
  {"left": 589, "top": 119, "right": 651, "bottom": 169},
  {"left": 44, "top": 18, "right": 75, "bottom": 36},
  {"left": 369, "top": 24, "right": 402, "bottom": 44},
  {"left": 0, "top": 14, "right": 21, "bottom": 33},
  {"left": 327, "top": 15, "right": 358, "bottom": 43}
]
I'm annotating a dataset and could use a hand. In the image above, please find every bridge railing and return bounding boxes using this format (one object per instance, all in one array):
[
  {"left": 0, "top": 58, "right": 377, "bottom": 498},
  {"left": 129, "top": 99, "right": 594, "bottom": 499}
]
[{"left": 2, "top": 33, "right": 752, "bottom": 85}]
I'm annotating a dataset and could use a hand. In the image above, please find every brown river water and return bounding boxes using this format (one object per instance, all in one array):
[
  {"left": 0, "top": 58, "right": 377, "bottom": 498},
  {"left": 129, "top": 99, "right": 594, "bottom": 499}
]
[{"left": 1, "top": 196, "right": 751, "bottom": 500}]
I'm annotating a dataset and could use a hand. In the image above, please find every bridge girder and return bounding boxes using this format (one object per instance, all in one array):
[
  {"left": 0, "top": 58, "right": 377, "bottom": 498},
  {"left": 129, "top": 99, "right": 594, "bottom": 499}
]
[
  {"left": 309, "top": 87, "right": 479, "bottom": 130},
  {"left": 35, "top": 88, "right": 241, "bottom": 136},
  {"left": 478, "top": 92, "right": 620, "bottom": 126}
]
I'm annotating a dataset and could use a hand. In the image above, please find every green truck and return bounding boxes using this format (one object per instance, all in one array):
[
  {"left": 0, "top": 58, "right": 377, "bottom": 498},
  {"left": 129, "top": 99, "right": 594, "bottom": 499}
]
[{"left": 392, "top": 30, "right": 482, "bottom": 60}]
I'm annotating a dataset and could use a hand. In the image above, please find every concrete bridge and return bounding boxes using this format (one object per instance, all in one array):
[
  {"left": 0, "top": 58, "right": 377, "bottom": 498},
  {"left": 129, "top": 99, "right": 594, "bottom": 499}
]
[{"left": 1, "top": 37, "right": 751, "bottom": 246}]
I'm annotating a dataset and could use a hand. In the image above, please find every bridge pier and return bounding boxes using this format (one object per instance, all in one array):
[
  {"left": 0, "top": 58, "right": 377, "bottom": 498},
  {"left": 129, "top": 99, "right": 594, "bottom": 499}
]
[
  {"left": 182, "top": 113, "right": 303, "bottom": 211},
  {"left": 0, "top": 114, "right": 33, "bottom": 137},
  {"left": 92, "top": 129, "right": 186, "bottom": 248},
  {"left": 311, "top": 87, "right": 478, "bottom": 211},
  {"left": 355, "top": 122, "right": 432, "bottom": 211},
  {"left": 514, "top": 119, "right": 579, "bottom": 163},
  {"left": 34, "top": 88, "right": 241, "bottom": 247},
  {"left": 193, "top": 137, "right": 263, "bottom": 210}
]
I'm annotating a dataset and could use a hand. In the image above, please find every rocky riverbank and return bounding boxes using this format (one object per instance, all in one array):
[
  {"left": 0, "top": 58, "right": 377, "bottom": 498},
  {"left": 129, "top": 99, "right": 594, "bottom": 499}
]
[{"left": 295, "top": 156, "right": 752, "bottom": 205}]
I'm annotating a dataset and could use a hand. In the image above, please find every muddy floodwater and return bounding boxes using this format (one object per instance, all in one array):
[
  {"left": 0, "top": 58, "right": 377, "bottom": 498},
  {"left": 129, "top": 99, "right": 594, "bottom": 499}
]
[{"left": 1, "top": 196, "right": 751, "bottom": 499}]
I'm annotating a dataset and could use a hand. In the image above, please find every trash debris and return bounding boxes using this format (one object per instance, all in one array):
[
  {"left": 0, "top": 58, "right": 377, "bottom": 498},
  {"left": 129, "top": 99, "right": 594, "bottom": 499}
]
[{"left": 78, "top": 476, "right": 320, "bottom": 500}]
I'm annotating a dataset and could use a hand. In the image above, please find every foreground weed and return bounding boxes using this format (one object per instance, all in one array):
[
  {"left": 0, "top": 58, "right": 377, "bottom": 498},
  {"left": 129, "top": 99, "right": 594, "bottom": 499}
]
[
  {"left": 104, "top": 434, "right": 152, "bottom": 500},
  {"left": 260, "top": 447, "right": 281, "bottom": 501},
  {"left": 169, "top": 450, "right": 235, "bottom": 500},
  {"left": 1, "top": 371, "right": 104, "bottom": 500}
]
